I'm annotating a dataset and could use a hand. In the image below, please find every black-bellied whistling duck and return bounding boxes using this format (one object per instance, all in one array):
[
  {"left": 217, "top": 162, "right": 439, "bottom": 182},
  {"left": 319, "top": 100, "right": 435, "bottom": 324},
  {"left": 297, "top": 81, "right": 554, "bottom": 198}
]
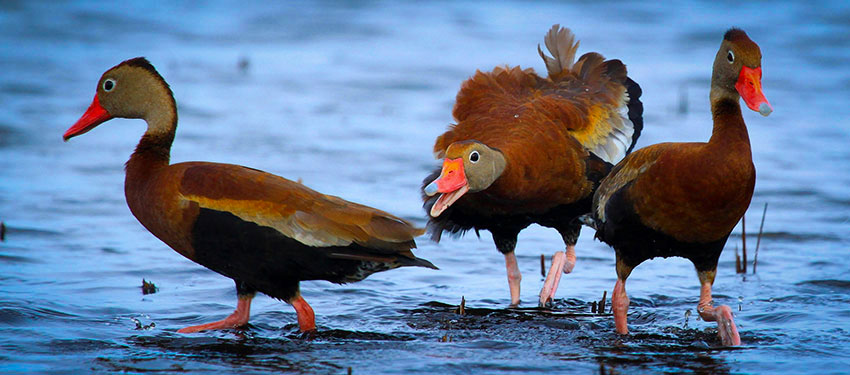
[
  {"left": 422, "top": 25, "right": 643, "bottom": 307},
  {"left": 587, "top": 28, "right": 771, "bottom": 346},
  {"left": 63, "top": 57, "right": 436, "bottom": 333}
]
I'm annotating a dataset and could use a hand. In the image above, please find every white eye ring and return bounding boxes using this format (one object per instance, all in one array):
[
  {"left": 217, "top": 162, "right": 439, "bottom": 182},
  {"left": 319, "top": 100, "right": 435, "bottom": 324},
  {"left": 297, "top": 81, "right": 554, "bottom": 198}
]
[
  {"left": 103, "top": 78, "right": 116, "bottom": 92},
  {"left": 469, "top": 150, "right": 480, "bottom": 163},
  {"left": 727, "top": 50, "right": 735, "bottom": 64}
]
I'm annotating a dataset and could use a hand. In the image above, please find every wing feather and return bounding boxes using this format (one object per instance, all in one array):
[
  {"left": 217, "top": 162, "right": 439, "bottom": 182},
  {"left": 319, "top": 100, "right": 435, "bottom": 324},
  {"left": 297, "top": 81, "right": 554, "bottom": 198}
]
[{"left": 177, "top": 163, "right": 422, "bottom": 253}]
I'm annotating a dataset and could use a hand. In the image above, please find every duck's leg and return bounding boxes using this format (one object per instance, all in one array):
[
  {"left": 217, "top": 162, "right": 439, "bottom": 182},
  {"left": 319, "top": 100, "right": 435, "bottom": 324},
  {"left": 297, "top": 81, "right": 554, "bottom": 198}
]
[
  {"left": 494, "top": 232, "right": 522, "bottom": 307},
  {"left": 697, "top": 269, "right": 741, "bottom": 346},
  {"left": 538, "top": 226, "right": 579, "bottom": 307},
  {"left": 289, "top": 291, "right": 316, "bottom": 332},
  {"left": 178, "top": 280, "right": 255, "bottom": 333},
  {"left": 503, "top": 252, "right": 522, "bottom": 308},
  {"left": 538, "top": 245, "right": 577, "bottom": 307},
  {"left": 612, "top": 258, "right": 633, "bottom": 334}
]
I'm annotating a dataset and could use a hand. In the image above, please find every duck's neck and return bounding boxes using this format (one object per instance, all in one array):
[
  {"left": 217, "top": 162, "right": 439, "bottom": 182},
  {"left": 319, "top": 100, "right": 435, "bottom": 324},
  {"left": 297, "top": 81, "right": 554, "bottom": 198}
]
[
  {"left": 708, "top": 91, "right": 751, "bottom": 151},
  {"left": 125, "top": 101, "right": 177, "bottom": 183}
]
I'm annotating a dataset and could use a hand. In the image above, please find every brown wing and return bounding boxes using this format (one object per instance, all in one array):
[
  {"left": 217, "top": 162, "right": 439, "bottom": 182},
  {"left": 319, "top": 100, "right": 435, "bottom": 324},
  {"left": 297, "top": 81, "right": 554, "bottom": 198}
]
[
  {"left": 436, "top": 25, "right": 637, "bottom": 165},
  {"left": 174, "top": 162, "right": 423, "bottom": 255}
]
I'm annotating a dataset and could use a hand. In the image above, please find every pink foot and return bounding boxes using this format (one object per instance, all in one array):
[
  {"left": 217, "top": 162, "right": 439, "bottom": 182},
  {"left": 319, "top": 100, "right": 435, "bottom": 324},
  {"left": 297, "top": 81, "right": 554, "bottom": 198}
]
[
  {"left": 713, "top": 305, "right": 741, "bottom": 346},
  {"left": 538, "top": 251, "right": 565, "bottom": 307},
  {"left": 698, "top": 280, "right": 741, "bottom": 346},
  {"left": 178, "top": 295, "right": 252, "bottom": 333},
  {"left": 699, "top": 303, "right": 741, "bottom": 346}
]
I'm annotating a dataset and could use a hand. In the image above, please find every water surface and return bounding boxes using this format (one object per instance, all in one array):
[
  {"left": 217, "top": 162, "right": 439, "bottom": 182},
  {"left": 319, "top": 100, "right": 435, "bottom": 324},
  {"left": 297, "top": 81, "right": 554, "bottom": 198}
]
[{"left": 1, "top": 1, "right": 849, "bottom": 374}]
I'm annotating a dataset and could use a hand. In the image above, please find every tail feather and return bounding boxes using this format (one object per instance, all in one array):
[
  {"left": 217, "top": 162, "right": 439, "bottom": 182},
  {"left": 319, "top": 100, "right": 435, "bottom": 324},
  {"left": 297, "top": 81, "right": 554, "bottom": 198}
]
[
  {"left": 623, "top": 77, "right": 644, "bottom": 154},
  {"left": 574, "top": 52, "right": 606, "bottom": 82},
  {"left": 398, "top": 255, "right": 439, "bottom": 270},
  {"left": 538, "top": 24, "right": 580, "bottom": 79}
]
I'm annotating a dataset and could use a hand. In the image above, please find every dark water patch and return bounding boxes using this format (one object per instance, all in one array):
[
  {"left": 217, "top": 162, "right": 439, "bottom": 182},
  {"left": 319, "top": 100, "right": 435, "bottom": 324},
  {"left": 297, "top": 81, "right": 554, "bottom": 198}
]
[
  {"left": 0, "top": 123, "right": 22, "bottom": 147},
  {"left": 298, "top": 328, "right": 416, "bottom": 342},
  {"left": 50, "top": 338, "right": 126, "bottom": 353},
  {"left": 115, "top": 334, "right": 370, "bottom": 373},
  {"left": 586, "top": 327, "right": 755, "bottom": 374},
  {"left": 0, "top": 82, "right": 50, "bottom": 96},
  {"left": 95, "top": 357, "right": 198, "bottom": 374},
  {"left": 0, "top": 307, "right": 34, "bottom": 325},
  {"left": 129, "top": 335, "right": 307, "bottom": 356},
  {"left": 403, "top": 300, "right": 607, "bottom": 343},
  {"left": 796, "top": 279, "right": 850, "bottom": 293},
  {"left": 3, "top": 225, "right": 54, "bottom": 241},
  {"left": 0, "top": 304, "right": 79, "bottom": 325},
  {"left": 399, "top": 300, "right": 738, "bottom": 351},
  {"left": 0, "top": 253, "right": 39, "bottom": 264}
]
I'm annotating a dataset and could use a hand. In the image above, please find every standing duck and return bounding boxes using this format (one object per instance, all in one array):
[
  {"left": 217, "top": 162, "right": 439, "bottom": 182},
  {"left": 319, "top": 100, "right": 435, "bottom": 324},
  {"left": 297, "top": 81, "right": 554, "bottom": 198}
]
[
  {"left": 422, "top": 25, "right": 643, "bottom": 307},
  {"left": 63, "top": 57, "right": 436, "bottom": 333},
  {"left": 587, "top": 28, "right": 771, "bottom": 346}
]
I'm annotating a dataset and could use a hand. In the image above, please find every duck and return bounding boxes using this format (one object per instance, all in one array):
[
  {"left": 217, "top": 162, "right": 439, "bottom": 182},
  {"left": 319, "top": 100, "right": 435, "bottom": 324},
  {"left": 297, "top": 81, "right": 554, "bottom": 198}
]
[
  {"left": 586, "top": 28, "right": 771, "bottom": 346},
  {"left": 63, "top": 57, "right": 436, "bottom": 333},
  {"left": 422, "top": 25, "right": 643, "bottom": 307}
]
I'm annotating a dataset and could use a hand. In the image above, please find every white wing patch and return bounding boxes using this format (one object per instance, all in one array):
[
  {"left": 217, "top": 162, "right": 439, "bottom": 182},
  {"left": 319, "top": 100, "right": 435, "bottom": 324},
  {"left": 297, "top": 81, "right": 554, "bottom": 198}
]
[{"left": 589, "top": 91, "right": 634, "bottom": 165}]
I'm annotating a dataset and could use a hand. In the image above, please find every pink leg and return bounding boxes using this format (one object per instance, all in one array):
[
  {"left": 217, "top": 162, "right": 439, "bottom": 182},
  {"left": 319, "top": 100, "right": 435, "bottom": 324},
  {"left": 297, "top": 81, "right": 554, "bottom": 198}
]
[
  {"left": 612, "top": 278, "right": 630, "bottom": 334},
  {"left": 563, "top": 244, "right": 576, "bottom": 274},
  {"left": 504, "top": 252, "right": 522, "bottom": 307},
  {"left": 178, "top": 294, "right": 253, "bottom": 333},
  {"left": 538, "top": 251, "right": 565, "bottom": 307},
  {"left": 538, "top": 245, "right": 578, "bottom": 307},
  {"left": 697, "top": 271, "right": 741, "bottom": 346},
  {"left": 290, "top": 294, "right": 316, "bottom": 332}
]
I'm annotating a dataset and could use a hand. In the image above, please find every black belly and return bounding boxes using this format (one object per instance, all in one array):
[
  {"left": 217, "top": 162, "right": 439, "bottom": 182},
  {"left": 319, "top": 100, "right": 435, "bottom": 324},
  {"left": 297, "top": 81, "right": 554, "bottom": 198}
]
[
  {"left": 190, "top": 208, "right": 401, "bottom": 301},
  {"left": 597, "top": 188, "right": 729, "bottom": 272}
]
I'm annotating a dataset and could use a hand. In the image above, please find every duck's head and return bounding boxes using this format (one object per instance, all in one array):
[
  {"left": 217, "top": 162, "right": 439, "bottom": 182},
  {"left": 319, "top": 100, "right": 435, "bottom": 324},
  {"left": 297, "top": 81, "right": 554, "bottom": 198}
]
[
  {"left": 64, "top": 57, "right": 174, "bottom": 141},
  {"left": 424, "top": 140, "right": 507, "bottom": 217},
  {"left": 712, "top": 28, "right": 772, "bottom": 117}
]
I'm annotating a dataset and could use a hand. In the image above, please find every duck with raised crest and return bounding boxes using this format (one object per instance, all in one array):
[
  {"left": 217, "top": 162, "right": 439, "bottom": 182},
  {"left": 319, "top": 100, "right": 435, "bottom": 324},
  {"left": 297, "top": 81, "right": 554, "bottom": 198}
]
[
  {"left": 422, "top": 25, "right": 643, "bottom": 307},
  {"left": 64, "top": 57, "right": 436, "bottom": 333},
  {"left": 586, "top": 28, "right": 771, "bottom": 346}
]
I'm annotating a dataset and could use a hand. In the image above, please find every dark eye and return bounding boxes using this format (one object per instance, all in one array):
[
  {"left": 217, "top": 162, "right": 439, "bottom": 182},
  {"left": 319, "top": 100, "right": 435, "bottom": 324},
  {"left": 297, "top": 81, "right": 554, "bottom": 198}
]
[
  {"left": 103, "top": 79, "right": 115, "bottom": 92},
  {"left": 469, "top": 150, "right": 480, "bottom": 163},
  {"left": 727, "top": 51, "right": 734, "bottom": 64}
]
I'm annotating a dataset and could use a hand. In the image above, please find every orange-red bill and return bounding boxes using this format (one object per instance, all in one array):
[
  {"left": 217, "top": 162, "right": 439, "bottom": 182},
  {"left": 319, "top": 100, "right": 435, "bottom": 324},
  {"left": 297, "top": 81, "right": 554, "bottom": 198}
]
[
  {"left": 438, "top": 158, "right": 467, "bottom": 191},
  {"left": 425, "top": 157, "right": 470, "bottom": 217},
  {"left": 735, "top": 66, "right": 772, "bottom": 116},
  {"left": 63, "top": 94, "right": 112, "bottom": 141}
]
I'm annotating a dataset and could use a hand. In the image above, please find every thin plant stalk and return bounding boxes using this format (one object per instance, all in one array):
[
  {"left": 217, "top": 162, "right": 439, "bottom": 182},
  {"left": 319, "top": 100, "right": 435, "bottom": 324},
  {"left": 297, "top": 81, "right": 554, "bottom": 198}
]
[{"left": 753, "top": 203, "right": 768, "bottom": 274}]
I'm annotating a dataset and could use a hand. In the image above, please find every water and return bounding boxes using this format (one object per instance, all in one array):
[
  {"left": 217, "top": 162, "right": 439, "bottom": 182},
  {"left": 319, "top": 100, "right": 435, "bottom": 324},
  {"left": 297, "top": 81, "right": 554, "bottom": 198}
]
[{"left": 1, "top": 1, "right": 849, "bottom": 373}]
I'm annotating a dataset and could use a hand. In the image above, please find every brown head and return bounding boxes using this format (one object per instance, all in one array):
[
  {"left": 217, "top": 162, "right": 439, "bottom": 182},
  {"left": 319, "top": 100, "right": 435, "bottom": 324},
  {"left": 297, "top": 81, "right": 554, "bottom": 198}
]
[
  {"left": 64, "top": 57, "right": 176, "bottom": 141},
  {"left": 423, "top": 140, "right": 507, "bottom": 217},
  {"left": 711, "top": 28, "right": 772, "bottom": 116}
]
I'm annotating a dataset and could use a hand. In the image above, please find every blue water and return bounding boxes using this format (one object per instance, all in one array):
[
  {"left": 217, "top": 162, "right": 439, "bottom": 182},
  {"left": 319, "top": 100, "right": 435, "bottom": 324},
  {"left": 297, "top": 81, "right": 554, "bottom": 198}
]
[{"left": 2, "top": 1, "right": 849, "bottom": 373}]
